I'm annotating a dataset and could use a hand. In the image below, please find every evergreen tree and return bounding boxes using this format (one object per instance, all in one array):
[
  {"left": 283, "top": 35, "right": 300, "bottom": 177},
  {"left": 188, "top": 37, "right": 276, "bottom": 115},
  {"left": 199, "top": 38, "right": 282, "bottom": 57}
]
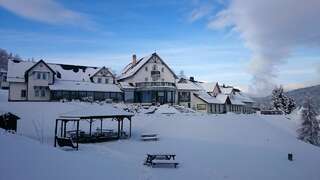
[
  {"left": 297, "top": 98, "right": 320, "bottom": 146},
  {"left": 284, "top": 97, "right": 296, "bottom": 114},
  {"left": 271, "top": 86, "right": 285, "bottom": 110},
  {"left": 271, "top": 86, "right": 296, "bottom": 114}
]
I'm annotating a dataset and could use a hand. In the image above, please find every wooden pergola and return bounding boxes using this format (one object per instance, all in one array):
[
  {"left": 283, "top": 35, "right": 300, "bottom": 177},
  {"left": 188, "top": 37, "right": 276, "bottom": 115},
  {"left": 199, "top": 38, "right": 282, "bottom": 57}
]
[{"left": 54, "top": 105, "right": 134, "bottom": 150}]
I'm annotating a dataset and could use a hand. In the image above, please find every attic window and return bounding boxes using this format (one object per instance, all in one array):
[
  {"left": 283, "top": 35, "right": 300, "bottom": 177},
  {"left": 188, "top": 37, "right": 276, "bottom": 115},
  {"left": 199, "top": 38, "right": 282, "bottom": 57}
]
[{"left": 152, "top": 65, "right": 157, "bottom": 71}]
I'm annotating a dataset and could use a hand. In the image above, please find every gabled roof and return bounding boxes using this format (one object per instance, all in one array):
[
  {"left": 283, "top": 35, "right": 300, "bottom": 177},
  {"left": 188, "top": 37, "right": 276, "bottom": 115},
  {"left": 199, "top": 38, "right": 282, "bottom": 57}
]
[
  {"left": 197, "top": 82, "right": 218, "bottom": 92},
  {"left": 90, "top": 66, "right": 115, "bottom": 78},
  {"left": 25, "top": 59, "right": 55, "bottom": 76},
  {"left": 118, "top": 53, "right": 178, "bottom": 80},
  {"left": 7, "top": 60, "right": 109, "bottom": 83},
  {"left": 194, "top": 91, "right": 224, "bottom": 104}
]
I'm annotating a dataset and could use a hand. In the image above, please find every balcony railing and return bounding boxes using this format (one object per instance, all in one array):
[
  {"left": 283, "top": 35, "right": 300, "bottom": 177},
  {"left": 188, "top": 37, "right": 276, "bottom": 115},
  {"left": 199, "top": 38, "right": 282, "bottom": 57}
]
[{"left": 136, "top": 82, "right": 175, "bottom": 88}]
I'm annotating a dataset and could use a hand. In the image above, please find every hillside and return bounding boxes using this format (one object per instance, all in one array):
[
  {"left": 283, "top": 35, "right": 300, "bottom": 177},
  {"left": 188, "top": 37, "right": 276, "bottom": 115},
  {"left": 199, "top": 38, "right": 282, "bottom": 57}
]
[
  {"left": 1, "top": 90, "right": 320, "bottom": 180},
  {"left": 253, "top": 85, "right": 320, "bottom": 110}
]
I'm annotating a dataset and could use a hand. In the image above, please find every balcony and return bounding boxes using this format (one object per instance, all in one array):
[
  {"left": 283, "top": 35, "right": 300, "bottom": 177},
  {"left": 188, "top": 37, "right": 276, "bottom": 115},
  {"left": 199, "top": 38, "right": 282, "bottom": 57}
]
[{"left": 136, "top": 82, "right": 175, "bottom": 87}]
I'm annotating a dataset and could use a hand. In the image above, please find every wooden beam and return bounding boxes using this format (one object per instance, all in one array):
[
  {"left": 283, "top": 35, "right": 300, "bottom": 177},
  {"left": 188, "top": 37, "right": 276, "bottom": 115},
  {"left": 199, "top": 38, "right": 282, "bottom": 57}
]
[
  {"left": 100, "top": 118, "right": 103, "bottom": 134},
  {"left": 117, "top": 118, "right": 120, "bottom": 138}
]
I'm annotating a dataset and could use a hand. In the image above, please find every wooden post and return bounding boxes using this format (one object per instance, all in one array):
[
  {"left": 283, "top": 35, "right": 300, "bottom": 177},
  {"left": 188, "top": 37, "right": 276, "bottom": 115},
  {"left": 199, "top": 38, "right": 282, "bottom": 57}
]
[
  {"left": 63, "top": 121, "right": 67, "bottom": 137},
  {"left": 76, "top": 120, "right": 79, "bottom": 150},
  {"left": 54, "top": 119, "right": 58, "bottom": 147},
  {"left": 121, "top": 118, "right": 124, "bottom": 132},
  {"left": 117, "top": 118, "right": 120, "bottom": 138},
  {"left": 89, "top": 118, "right": 92, "bottom": 136},
  {"left": 60, "top": 120, "right": 63, "bottom": 137},
  {"left": 129, "top": 117, "right": 132, "bottom": 137},
  {"left": 100, "top": 118, "right": 103, "bottom": 134}
]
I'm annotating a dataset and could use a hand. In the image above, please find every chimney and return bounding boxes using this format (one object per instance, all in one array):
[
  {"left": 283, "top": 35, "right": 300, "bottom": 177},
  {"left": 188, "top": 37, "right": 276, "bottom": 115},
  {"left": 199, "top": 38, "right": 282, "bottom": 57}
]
[
  {"left": 132, "top": 54, "right": 137, "bottom": 65},
  {"left": 189, "top": 76, "right": 195, "bottom": 82}
]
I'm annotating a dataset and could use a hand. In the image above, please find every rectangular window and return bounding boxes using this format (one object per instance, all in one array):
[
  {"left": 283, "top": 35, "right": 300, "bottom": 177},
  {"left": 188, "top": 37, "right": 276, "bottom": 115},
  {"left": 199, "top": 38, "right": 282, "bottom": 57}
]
[
  {"left": 97, "top": 78, "right": 102, "bottom": 83},
  {"left": 42, "top": 73, "right": 47, "bottom": 80},
  {"left": 41, "top": 88, "right": 46, "bottom": 97},
  {"left": 35, "top": 88, "right": 39, "bottom": 97},
  {"left": 145, "top": 66, "right": 148, "bottom": 71},
  {"left": 21, "top": 90, "right": 26, "bottom": 98},
  {"left": 197, "top": 104, "right": 207, "bottom": 110},
  {"left": 37, "top": 72, "right": 41, "bottom": 79},
  {"left": 145, "top": 77, "right": 148, "bottom": 82},
  {"left": 161, "top": 67, "right": 164, "bottom": 72},
  {"left": 105, "top": 78, "right": 109, "bottom": 84}
]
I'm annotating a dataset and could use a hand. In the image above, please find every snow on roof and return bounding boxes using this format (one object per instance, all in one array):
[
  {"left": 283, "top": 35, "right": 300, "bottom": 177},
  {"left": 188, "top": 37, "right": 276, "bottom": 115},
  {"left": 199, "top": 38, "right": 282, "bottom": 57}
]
[
  {"left": 7, "top": 60, "right": 34, "bottom": 82},
  {"left": 194, "top": 91, "right": 223, "bottom": 104},
  {"left": 176, "top": 80, "right": 202, "bottom": 91},
  {"left": 219, "top": 86, "right": 234, "bottom": 94},
  {"left": 229, "top": 96, "right": 246, "bottom": 105},
  {"left": 215, "top": 94, "right": 228, "bottom": 103},
  {"left": 59, "top": 104, "right": 134, "bottom": 118},
  {"left": 118, "top": 54, "right": 152, "bottom": 80},
  {"left": 233, "top": 92, "right": 254, "bottom": 103},
  {"left": 49, "top": 80, "right": 122, "bottom": 92},
  {"left": 7, "top": 60, "right": 107, "bottom": 83},
  {"left": 198, "top": 82, "right": 217, "bottom": 92},
  {"left": 119, "top": 82, "right": 136, "bottom": 89}
]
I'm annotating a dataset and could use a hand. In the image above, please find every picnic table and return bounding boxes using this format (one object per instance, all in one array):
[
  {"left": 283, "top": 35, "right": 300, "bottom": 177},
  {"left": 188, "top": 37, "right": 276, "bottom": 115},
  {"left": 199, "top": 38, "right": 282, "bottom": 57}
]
[{"left": 144, "top": 154, "right": 178, "bottom": 168}]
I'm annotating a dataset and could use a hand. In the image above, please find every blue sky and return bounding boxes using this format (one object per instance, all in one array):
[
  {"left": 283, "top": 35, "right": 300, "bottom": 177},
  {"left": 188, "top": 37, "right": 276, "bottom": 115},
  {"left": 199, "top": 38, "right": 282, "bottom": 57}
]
[{"left": 0, "top": 0, "right": 319, "bottom": 95}]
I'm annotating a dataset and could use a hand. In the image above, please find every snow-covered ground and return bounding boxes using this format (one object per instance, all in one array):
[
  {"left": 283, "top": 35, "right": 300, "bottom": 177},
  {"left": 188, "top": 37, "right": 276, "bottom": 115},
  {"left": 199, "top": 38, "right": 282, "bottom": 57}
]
[{"left": 0, "top": 89, "right": 320, "bottom": 180}]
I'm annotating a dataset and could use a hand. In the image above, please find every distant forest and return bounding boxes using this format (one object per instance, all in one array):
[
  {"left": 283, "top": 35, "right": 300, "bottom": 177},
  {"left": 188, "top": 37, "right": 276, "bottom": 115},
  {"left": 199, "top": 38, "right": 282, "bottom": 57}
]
[{"left": 253, "top": 85, "right": 320, "bottom": 111}]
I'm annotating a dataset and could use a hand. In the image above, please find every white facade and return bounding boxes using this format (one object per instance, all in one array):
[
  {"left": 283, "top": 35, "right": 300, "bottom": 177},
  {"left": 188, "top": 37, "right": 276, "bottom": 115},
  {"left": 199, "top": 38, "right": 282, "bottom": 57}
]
[{"left": 7, "top": 60, "right": 121, "bottom": 101}]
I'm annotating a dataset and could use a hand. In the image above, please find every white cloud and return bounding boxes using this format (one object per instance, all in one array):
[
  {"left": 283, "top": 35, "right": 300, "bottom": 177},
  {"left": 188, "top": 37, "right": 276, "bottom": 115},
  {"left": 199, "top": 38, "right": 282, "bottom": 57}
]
[
  {"left": 209, "top": 0, "right": 320, "bottom": 96},
  {"left": 188, "top": 4, "right": 213, "bottom": 22},
  {"left": 0, "top": 0, "right": 93, "bottom": 27}
]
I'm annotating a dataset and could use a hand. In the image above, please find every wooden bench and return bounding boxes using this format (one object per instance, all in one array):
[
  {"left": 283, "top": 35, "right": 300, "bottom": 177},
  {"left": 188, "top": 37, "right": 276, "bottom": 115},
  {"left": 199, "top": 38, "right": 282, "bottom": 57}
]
[
  {"left": 56, "top": 137, "right": 77, "bottom": 149},
  {"left": 151, "top": 160, "right": 179, "bottom": 168},
  {"left": 141, "top": 133, "right": 159, "bottom": 141}
]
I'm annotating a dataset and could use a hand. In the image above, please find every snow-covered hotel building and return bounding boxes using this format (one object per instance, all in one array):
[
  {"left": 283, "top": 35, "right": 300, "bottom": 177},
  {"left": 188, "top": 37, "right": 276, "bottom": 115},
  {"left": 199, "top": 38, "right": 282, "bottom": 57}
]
[
  {"left": 7, "top": 60, "right": 122, "bottom": 102},
  {"left": 7, "top": 53, "right": 254, "bottom": 113}
]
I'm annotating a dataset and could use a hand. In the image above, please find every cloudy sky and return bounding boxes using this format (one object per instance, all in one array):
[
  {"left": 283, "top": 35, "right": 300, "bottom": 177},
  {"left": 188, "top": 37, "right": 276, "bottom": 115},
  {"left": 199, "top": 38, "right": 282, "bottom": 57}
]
[{"left": 0, "top": 0, "right": 319, "bottom": 96}]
